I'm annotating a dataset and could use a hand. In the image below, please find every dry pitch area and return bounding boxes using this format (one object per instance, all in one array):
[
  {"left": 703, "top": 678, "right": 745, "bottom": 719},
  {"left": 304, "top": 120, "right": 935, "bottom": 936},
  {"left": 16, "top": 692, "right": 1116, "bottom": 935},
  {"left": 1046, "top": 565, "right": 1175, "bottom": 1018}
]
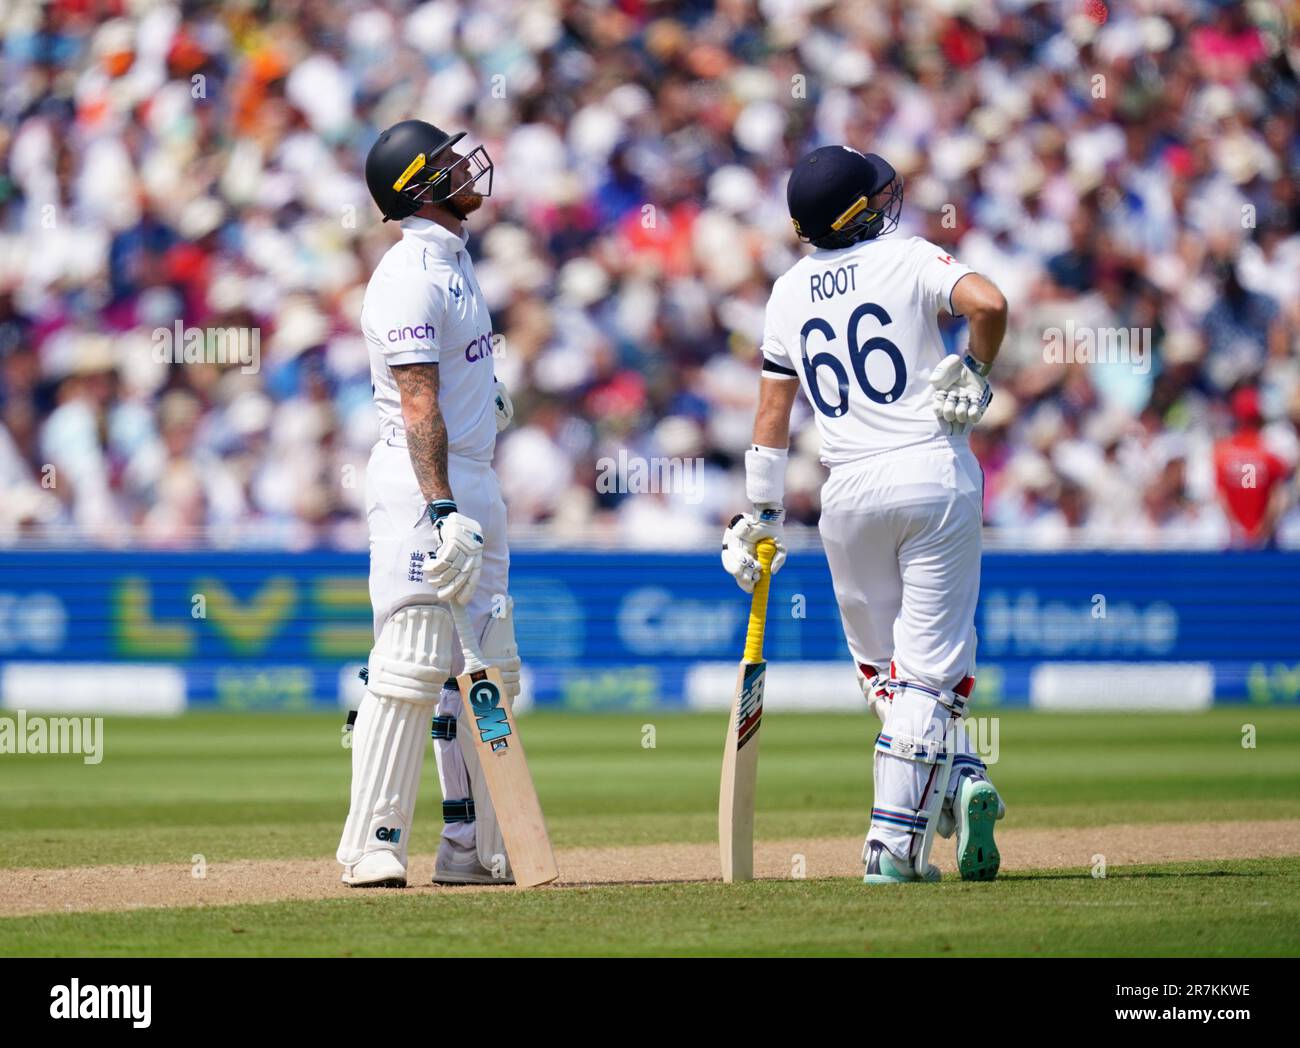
[{"left": 2, "top": 821, "right": 1299, "bottom": 918}]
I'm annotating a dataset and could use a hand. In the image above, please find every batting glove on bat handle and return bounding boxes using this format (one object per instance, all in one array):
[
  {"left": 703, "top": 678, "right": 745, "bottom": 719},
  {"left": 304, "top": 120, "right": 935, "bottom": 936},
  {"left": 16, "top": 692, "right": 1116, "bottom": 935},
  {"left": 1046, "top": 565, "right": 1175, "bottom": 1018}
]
[
  {"left": 427, "top": 508, "right": 485, "bottom": 605},
  {"left": 721, "top": 512, "right": 788, "bottom": 593}
]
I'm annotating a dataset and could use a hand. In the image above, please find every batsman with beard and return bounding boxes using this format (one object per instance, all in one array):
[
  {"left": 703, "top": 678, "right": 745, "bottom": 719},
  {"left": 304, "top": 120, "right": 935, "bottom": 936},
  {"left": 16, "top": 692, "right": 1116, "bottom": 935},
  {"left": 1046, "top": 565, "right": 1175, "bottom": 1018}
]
[{"left": 337, "top": 120, "right": 521, "bottom": 887}]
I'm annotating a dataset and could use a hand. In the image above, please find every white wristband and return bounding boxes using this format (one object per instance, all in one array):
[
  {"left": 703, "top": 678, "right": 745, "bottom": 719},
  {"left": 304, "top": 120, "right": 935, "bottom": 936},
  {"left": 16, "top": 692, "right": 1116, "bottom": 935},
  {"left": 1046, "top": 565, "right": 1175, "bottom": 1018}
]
[{"left": 745, "top": 444, "right": 789, "bottom": 507}]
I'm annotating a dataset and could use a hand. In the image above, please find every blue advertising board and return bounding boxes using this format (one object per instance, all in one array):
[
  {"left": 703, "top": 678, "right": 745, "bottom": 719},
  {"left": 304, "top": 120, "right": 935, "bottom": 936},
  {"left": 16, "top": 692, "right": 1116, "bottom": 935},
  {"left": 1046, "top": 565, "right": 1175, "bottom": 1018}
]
[{"left": 0, "top": 550, "right": 1296, "bottom": 710}]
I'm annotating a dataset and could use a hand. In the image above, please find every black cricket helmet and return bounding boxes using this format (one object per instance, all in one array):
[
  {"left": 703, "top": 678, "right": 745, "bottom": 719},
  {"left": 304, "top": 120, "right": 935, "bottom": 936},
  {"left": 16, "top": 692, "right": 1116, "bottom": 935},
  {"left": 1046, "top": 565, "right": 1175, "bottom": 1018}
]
[
  {"left": 787, "top": 146, "right": 903, "bottom": 248},
  {"left": 365, "top": 119, "right": 493, "bottom": 222}
]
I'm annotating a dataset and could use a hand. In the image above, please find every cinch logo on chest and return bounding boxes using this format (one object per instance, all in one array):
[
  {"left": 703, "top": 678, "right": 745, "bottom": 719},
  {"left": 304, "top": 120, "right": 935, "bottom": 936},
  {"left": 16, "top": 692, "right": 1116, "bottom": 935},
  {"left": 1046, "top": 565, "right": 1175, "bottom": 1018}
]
[
  {"left": 464, "top": 332, "right": 496, "bottom": 362},
  {"left": 388, "top": 323, "right": 436, "bottom": 342}
]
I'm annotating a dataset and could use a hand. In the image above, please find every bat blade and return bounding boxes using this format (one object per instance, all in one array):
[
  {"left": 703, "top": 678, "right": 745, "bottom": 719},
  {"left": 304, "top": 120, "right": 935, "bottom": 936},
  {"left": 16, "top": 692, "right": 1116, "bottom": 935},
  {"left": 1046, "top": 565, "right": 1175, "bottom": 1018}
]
[
  {"left": 455, "top": 664, "right": 558, "bottom": 888},
  {"left": 719, "top": 659, "right": 765, "bottom": 883},
  {"left": 719, "top": 537, "right": 775, "bottom": 884}
]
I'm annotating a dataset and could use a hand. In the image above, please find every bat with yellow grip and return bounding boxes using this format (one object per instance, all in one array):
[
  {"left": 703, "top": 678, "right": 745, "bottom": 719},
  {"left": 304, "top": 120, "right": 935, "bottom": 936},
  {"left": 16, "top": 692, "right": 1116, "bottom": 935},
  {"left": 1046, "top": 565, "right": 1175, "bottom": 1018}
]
[
  {"left": 742, "top": 538, "right": 777, "bottom": 663},
  {"left": 719, "top": 537, "right": 776, "bottom": 882}
]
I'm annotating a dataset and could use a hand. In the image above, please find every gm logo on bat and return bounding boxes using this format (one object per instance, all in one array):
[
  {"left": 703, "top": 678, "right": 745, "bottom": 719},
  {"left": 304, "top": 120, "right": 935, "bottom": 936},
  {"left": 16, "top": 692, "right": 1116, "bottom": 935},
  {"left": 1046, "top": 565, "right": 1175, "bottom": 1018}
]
[{"left": 468, "top": 678, "right": 512, "bottom": 751}]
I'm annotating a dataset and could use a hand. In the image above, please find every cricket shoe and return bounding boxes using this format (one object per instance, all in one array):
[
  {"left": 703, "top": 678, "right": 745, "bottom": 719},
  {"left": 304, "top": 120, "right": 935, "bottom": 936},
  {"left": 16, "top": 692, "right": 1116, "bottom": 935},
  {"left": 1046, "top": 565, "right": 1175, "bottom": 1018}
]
[
  {"left": 342, "top": 850, "right": 407, "bottom": 888},
  {"left": 863, "top": 840, "right": 940, "bottom": 884},
  {"left": 936, "top": 770, "right": 1006, "bottom": 838},
  {"left": 955, "top": 776, "right": 1003, "bottom": 881},
  {"left": 433, "top": 838, "right": 515, "bottom": 886}
]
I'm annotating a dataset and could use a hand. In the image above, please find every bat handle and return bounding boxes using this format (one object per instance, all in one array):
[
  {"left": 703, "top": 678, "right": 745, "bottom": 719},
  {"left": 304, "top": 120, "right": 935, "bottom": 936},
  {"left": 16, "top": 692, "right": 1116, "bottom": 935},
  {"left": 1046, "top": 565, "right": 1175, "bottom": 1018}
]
[
  {"left": 449, "top": 602, "right": 487, "bottom": 673},
  {"left": 743, "top": 539, "right": 776, "bottom": 664}
]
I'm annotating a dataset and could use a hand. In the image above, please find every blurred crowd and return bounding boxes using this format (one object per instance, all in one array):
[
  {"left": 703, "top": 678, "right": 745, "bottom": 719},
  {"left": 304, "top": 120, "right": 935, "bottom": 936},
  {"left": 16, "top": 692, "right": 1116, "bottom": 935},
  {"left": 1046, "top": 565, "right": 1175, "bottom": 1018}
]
[{"left": 1, "top": 0, "right": 1298, "bottom": 550}]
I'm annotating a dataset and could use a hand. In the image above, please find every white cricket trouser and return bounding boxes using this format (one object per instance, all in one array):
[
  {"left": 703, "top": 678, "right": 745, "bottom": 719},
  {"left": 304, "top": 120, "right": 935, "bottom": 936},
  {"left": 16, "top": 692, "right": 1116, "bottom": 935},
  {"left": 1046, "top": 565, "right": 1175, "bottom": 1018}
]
[
  {"left": 367, "top": 440, "right": 509, "bottom": 850},
  {"left": 818, "top": 436, "right": 982, "bottom": 688},
  {"left": 818, "top": 436, "right": 988, "bottom": 862}
]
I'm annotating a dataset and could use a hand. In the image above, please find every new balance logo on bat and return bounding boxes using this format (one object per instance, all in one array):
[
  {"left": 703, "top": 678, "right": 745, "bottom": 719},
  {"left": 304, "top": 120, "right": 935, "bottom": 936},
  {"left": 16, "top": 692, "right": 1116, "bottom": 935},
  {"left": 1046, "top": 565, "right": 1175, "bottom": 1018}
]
[
  {"left": 468, "top": 678, "right": 511, "bottom": 751},
  {"left": 737, "top": 664, "right": 764, "bottom": 748}
]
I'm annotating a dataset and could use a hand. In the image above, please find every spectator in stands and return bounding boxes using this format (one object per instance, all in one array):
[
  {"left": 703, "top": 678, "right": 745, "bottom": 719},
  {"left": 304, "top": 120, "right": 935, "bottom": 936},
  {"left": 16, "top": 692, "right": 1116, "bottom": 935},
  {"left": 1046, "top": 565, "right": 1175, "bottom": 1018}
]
[
  {"left": 1214, "top": 387, "right": 1292, "bottom": 547},
  {"left": 0, "top": 0, "right": 1295, "bottom": 550}
]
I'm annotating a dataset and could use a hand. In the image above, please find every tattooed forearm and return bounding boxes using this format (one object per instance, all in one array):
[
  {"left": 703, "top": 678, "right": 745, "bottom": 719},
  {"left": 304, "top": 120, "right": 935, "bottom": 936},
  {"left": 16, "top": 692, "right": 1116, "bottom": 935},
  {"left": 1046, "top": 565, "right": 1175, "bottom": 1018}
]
[
  {"left": 407, "top": 408, "right": 451, "bottom": 503},
  {"left": 392, "top": 363, "right": 452, "bottom": 503}
]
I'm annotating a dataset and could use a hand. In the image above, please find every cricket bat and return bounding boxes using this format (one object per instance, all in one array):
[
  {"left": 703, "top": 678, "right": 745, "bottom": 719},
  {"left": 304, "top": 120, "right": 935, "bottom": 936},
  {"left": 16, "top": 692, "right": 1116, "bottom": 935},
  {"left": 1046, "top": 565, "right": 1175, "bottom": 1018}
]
[
  {"left": 449, "top": 602, "right": 558, "bottom": 888},
  {"left": 719, "top": 538, "right": 776, "bottom": 883}
]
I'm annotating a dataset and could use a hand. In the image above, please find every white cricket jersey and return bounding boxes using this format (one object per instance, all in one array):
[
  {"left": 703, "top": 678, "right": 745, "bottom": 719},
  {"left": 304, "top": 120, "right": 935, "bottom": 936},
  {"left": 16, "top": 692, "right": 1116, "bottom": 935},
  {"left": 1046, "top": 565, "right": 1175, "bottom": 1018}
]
[
  {"left": 760, "top": 236, "right": 974, "bottom": 466},
  {"left": 360, "top": 217, "right": 497, "bottom": 461}
]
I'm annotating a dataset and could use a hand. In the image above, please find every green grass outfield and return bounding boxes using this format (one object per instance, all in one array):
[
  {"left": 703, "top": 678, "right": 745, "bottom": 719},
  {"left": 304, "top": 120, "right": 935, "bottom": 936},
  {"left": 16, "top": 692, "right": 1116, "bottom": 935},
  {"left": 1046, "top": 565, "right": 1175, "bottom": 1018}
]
[{"left": 1, "top": 708, "right": 1298, "bottom": 955}]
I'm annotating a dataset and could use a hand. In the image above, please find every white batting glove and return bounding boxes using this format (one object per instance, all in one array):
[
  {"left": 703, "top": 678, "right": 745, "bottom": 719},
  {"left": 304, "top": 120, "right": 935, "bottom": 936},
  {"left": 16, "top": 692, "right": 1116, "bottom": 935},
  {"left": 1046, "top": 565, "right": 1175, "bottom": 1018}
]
[
  {"left": 426, "top": 503, "right": 484, "bottom": 605},
  {"left": 857, "top": 667, "right": 894, "bottom": 724},
  {"left": 721, "top": 507, "right": 788, "bottom": 594},
  {"left": 493, "top": 379, "right": 514, "bottom": 432},
  {"left": 929, "top": 353, "right": 992, "bottom": 433}
]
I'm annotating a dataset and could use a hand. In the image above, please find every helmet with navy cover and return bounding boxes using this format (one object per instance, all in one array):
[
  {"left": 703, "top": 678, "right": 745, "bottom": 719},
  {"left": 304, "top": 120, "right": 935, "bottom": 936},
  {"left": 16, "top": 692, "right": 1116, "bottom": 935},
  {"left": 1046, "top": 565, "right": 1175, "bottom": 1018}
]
[
  {"left": 365, "top": 119, "right": 493, "bottom": 222},
  {"left": 786, "top": 146, "right": 903, "bottom": 248}
]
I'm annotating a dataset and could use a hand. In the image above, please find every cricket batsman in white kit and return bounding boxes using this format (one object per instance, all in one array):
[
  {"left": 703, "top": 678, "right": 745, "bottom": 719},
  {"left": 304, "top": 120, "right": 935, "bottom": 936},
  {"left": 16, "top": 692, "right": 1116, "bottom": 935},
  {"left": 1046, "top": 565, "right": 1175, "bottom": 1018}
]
[
  {"left": 723, "top": 146, "right": 1008, "bottom": 883},
  {"left": 337, "top": 119, "right": 519, "bottom": 887}
]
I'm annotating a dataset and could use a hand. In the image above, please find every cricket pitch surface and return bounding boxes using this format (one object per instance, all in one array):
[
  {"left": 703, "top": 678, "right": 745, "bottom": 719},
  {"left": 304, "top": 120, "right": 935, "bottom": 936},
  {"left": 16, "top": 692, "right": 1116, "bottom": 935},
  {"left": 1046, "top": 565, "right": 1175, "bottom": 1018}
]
[{"left": 3, "top": 819, "right": 1297, "bottom": 918}]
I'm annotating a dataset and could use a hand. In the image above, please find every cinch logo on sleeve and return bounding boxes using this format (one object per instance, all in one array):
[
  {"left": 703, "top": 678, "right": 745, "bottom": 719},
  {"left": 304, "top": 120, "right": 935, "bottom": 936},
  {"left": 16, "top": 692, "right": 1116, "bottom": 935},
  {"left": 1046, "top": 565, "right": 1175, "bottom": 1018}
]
[
  {"left": 387, "top": 324, "right": 436, "bottom": 342},
  {"left": 50, "top": 980, "right": 151, "bottom": 1028}
]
